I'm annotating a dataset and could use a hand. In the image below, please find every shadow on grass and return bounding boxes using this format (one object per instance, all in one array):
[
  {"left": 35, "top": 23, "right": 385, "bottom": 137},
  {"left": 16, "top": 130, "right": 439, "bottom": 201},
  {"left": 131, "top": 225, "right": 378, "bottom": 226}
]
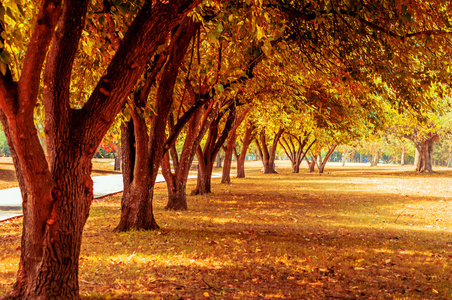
[
  {"left": 2, "top": 167, "right": 452, "bottom": 299},
  {"left": 77, "top": 181, "right": 452, "bottom": 299}
]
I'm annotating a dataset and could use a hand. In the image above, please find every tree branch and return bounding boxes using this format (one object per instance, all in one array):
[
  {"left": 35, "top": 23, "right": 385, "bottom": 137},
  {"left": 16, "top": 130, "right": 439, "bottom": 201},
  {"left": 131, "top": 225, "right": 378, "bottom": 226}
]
[
  {"left": 75, "top": 0, "right": 201, "bottom": 154},
  {"left": 44, "top": 0, "right": 89, "bottom": 159},
  {"left": 17, "top": 0, "right": 62, "bottom": 114}
]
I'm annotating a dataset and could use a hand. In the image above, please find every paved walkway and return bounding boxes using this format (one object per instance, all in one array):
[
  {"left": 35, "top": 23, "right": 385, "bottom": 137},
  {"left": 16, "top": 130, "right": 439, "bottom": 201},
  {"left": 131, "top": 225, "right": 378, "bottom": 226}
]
[
  {"left": 0, "top": 173, "right": 207, "bottom": 222},
  {"left": 0, "top": 174, "right": 128, "bottom": 221}
]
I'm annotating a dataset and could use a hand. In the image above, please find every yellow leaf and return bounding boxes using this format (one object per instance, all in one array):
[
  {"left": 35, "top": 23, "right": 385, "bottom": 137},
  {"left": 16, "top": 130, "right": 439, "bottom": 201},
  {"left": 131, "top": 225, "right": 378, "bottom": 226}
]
[
  {"left": 432, "top": 288, "right": 439, "bottom": 294},
  {"left": 203, "top": 292, "right": 210, "bottom": 298}
]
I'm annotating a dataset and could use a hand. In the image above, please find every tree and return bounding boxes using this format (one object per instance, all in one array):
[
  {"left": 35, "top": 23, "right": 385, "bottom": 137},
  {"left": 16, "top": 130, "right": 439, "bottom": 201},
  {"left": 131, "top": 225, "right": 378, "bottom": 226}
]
[
  {"left": 221, "top": 106, "right": 250, "bottom": 183},
  {"left": 309, "top": 144, "right": 338, "bottom": 174},
  {"left": 279, "top": 132, "right": 315, "bottom": 173},
  {"left": 192, "top": 98, "right": 237, "bottom": 194},
  {"left": 0, "top": 1, "right": 200, "bottom": 297},
  {"left": 254, "top": 128, "right": 284, "bottom": 174},
  {"left": 395, "top": 95, "right": 452, "bottom": 172},
  {"left": 162, "top": 100, "right": 220, "bottom": 210},
  {"left": 234, "top": 121, "right": 256, "bottom": 178},
  {"left": 115, "top": 17, "right": 200, "bottom": 231}
]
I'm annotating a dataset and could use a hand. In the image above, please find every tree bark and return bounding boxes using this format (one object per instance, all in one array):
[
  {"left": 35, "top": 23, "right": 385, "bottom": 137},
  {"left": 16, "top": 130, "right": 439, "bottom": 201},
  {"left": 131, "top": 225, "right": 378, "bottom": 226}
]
[
  {"left": 163, "top": 100, "right": 220, "bottom": 210},
  {"left": 0, "top": 1, "right": 200, "bottom": 297},
  {"left": 114, "top": 141, "right": 121, "bottom": 170},
  {"left": 192, "top": 99, "right": 237, "bottom": 195},
  {"left": 163, "top": 110, "right": 200, "bottom": 210},
  {"left": 116, "top": 17, "right": 199, "bottom": 230},
  {"left": 400, "top": 144, "right": 405, "bottom": 166},
  {"left": 115, "top": 100, "right": 158, "bottom": 231},
  {"left": 315, "top": 145, "right": 337, "bottom": 174},
  {"left": 370, "top": 144, "right": 379, "bottom": 167},
  {"left": 221, "top": 107, "right": 250, "bottom": 183},
  {"left": 413, "top": 135, "right": 437, "bottom": 172},
  {"left": 405, "top": 133, "right": 438, "bottom": 173},
  {"left": 216, "top": 152, "right": 223, "bottom": 168},
  {"left": 447, "top": 145, "right": 452, "bottom": 168},
  {"left": 235, "top": 122, "right": 255, "bottom": 178},
  {"left": 307, "top": 155, "right": 317, "bottom": 172},
  {"left": 255, "top": 128, "right": 284, "bottom": 174},
  {"left": 279, "top": 133, "right": 315, "bottom": 173},
  {"left": 221, "top": 130, "right": 237, "bottom": 184}
]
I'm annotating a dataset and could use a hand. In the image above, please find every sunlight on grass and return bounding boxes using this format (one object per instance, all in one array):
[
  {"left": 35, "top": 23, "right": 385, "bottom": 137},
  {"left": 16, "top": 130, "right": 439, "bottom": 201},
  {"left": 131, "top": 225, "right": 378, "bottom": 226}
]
[{"left": 2, "top": 164, "right": 452, "bottom": 298}]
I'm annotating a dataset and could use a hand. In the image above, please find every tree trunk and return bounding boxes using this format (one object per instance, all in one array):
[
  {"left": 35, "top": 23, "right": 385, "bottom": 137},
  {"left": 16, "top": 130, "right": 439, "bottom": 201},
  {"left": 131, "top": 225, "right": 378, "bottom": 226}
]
[
  {"left": 194, "top": 150, "right": 215, "bottom": 194},
  {"left": 220, "top": 107, "right": 250, "bottom": 183},
  {"left": 307, "top": 156, "right": 316, "bottom": 172},
  {"left": 370, "top": 146, "right": 379, "bottom": 166},
  {"left": 235, "top": 122, "right": 254, "bottom": 178},
  {"left": 255, "top": 128, "right": 284, "bottom": 174},
  {"left": 1, "top": 112, "right": 88, "bottom": 299},
  {"left": 0, "top": 1, "right": 200, "bottom": 297},
  {"left": 350, "top": 150, "right": 356, "bottom": 162},
  {"left": 115, "top": 113, "right": 158, "bottom": 231},
  {"left": 163, "top": 99, "right": 220, "bottom": 209},
  {"left": 221, "top": 130, "right": 237, "bottom": 184},
  {"left": 400, "top": 145, "right": 405, "bottom": 166},
  {"left": 163, "top": 107, "right": 205, "bottom": 210},
  {"left": 447, "top": 146, "right": 452, "bottom": 168},
  {"left": 114, "top": 140, "right": 121, "bottom": 170},
  {"left": 316, "top": 145, "right": 337, "bottom": 174},
  {"left": 192, "top": 100, "right": 237, "bottom": 195},
  {"left": 115, "top": 18, "right": 199, "bottom": 229},
  {"left": 341, "top": 151, "right": 348, "bottom": 166},
  {"left": 216, "top": 152, "right": 223, "bottom": 168},
  {"left": 162, "top": 151, "right": 189, "bottom": 211},
  {"left": 254, "top": 150, "right": 259, "bottom": 161},
  {"left": 279, "top": 133, "right": 314, "bottom": 174},
  {"left": 414, "top": 136, "right": 437, "bottom": 172},
  {"left": 371, "top": 154, "right": 378, "bottom": 166}
]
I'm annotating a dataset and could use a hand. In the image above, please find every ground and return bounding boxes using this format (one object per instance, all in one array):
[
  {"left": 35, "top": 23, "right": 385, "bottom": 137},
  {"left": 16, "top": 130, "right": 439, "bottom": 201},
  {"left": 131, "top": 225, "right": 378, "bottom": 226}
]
[
  {"left": 1, "top": 159, "right": 452, "bottom": 299},
  {"left": 0, "top": 157, "right": 120, "bottom": 190}
]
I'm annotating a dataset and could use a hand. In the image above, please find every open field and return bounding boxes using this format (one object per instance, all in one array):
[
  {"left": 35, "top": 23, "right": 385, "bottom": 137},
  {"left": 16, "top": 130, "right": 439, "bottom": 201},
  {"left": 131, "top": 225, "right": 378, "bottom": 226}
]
[{"left": 1, "top": 160, "right": 452, "bottom": 299}]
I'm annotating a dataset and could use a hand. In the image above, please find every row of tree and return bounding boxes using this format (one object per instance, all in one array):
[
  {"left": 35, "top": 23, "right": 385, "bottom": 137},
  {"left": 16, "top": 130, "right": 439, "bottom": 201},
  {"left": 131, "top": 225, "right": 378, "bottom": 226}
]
[{"left": 1, "top": 0, "right": 452, "bottom": 298}]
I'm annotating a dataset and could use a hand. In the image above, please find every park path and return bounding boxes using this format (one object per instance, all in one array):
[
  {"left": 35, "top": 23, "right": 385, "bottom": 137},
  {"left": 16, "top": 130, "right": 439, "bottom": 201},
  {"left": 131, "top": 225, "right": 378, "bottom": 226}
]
[
  {"left": 0, "top": 172, "right": 219, "bottom": 222},
  {"left": 0, "top": 174, "right": 126, "bottom": 222}
]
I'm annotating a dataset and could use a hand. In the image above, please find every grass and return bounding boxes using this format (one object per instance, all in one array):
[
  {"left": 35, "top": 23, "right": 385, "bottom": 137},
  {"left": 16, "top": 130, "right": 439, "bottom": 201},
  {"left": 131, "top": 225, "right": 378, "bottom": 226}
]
[
  {"left": 0, "top": 157, "right": 120, "bottom": 190},
  {"left": 1, "top": 160, "right": 452, "bottom": 299}
]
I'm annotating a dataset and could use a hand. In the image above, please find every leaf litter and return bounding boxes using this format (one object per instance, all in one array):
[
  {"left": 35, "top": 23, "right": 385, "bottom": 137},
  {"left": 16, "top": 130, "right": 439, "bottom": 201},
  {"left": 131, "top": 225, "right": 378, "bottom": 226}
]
[{"left": 1, "top": 162, "right": 452, "bottom": 299}]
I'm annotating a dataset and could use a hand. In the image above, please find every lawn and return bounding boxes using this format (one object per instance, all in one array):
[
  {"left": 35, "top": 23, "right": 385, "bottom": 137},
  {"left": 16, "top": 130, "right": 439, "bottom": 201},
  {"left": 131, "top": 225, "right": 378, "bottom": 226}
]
[{"left": 1, "top": 160, "right": 452, "bottom": 299}]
